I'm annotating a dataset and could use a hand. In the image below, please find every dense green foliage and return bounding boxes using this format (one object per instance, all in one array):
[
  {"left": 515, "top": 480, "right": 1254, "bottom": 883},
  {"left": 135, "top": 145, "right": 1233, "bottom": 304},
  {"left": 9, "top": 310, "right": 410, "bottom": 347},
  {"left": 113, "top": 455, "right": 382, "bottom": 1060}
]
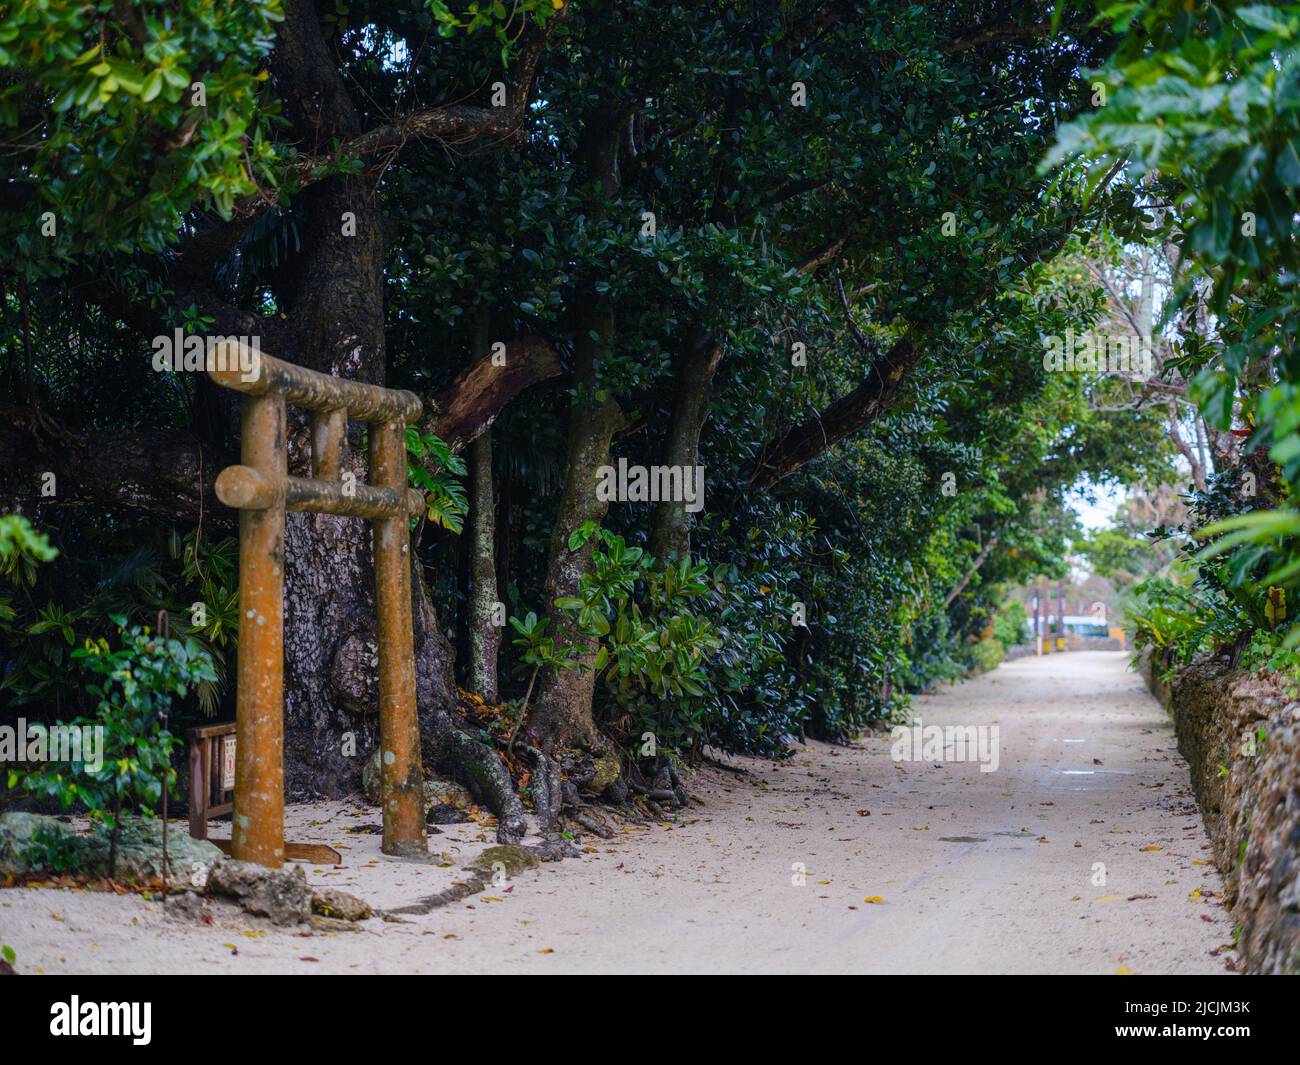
[
  {"left": 1053, "top": 2, "right": 1300, "bottom": 671},
  {"left": 1, "top": 0, "right": 1228, "bottom": 804}
]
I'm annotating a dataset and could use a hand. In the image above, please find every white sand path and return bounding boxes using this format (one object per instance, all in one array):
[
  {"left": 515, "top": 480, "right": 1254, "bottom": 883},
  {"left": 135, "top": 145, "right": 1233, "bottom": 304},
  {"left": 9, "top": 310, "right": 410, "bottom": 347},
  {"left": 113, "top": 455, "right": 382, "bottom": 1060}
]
[{"left": 0, "top": 651, "right": 1232, "bottom": 974}]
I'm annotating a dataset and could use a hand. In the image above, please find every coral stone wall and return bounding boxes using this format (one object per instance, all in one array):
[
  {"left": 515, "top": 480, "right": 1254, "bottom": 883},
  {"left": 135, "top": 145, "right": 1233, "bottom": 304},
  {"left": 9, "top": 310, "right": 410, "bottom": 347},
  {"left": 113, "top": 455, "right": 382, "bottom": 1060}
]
[{"left": 1142, "top": 648, "right": 1300, "bottom": 974}]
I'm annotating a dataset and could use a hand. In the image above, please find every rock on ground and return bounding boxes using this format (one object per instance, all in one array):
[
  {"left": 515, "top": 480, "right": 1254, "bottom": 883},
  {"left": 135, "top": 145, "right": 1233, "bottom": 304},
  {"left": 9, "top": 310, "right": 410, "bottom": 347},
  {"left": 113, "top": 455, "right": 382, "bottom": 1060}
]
[
  {"left": 204, "top": 859, "right": 312, "bottom": 926},
  {"left": 0, "top": 812, "right": 222, "bottom": 883}
]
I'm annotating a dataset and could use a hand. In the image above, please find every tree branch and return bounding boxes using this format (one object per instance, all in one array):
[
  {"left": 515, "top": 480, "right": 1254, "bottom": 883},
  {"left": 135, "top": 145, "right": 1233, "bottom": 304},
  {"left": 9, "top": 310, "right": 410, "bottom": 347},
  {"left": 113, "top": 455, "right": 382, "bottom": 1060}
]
[
  {"left": 748, "top": 333, "right": 920, "bottom": 491},
  {"left": 174, "top": 5, "right": 566, "bottom": 272},
  {"left": 0, "top": 408, "right": 231, "bottom": 527},
  {"left": 945, "top": 532, "right": 1000, "bottom": 607},
  {"left": 424, "top": 336, "right": 563, "bottom": 452}
]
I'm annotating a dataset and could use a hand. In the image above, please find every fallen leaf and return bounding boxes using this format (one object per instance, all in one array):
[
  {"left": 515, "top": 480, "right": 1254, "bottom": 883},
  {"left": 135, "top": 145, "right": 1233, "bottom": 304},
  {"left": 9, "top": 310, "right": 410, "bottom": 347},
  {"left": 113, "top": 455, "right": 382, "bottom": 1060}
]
[
  {"left": 863, "top": 896, "right": 884, "bottom": 904},
  {"left": 1114, "top": 965, "right": 1138, "bottom": 975}
]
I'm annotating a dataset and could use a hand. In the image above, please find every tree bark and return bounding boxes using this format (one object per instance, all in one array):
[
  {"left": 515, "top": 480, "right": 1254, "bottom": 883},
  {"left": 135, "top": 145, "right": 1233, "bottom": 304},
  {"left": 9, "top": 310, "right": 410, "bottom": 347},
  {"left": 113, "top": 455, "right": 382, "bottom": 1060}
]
[
  {"left": 466, "top": 426, "right": 500, "bottom": 701},
  {"left": 425, "top": 336, "right": 562, "bottom": 452},
  {"left": 649, "top": 327, "right": 721, "bottom": 561},
  {"left": 465, "top": 295, "right": 504, "bottom": 712}
]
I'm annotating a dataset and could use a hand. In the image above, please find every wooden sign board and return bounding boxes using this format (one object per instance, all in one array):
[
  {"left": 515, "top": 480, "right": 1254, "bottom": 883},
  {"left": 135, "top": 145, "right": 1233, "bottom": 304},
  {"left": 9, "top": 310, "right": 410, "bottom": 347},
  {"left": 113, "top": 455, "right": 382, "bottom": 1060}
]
[
  {"left": 221, "top": 734, "right": 237, "bottom": 790},
  {"left": 188, "top": 722, "right": 237, "bottom": 841}
]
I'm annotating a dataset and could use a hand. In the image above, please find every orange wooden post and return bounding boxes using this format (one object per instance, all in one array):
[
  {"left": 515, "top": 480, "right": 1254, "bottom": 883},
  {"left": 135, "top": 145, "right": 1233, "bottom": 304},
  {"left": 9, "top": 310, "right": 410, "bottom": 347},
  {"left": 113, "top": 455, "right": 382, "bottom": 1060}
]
[
  {"left": 370, "top": 418, "right": 426, "bottom": 857},
  {"left": 231, "top": 391, "right": 287, "bottom": 866}
]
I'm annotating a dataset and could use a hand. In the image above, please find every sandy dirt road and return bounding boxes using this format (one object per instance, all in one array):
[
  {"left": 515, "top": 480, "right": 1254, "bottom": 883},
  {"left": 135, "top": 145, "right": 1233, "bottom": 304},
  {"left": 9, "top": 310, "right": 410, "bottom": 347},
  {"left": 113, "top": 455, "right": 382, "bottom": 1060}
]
[{"left": 1, "top": 651, "right": 1234, "bottom": 974}]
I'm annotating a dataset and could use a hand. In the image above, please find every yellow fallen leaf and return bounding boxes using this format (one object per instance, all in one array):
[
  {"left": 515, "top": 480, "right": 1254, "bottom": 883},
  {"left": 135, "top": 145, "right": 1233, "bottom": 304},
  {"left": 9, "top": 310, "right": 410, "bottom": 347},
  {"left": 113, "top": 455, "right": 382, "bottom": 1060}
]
[
  {"left": 1140, "top": 844, "right": 1163, "bottom": 852},
  {"left": 1114, "top": 965, "right": 1138, "bottom": 975},
  {"left": 1093, "top": 895, "right": 1123, "bottom": 902},
  {"left": 863, "top": 896, "right": 884, "bottom": 904},
  {"left": 482, "top": 897, "right": 503, "bottom": 902},
  {"left": 816, "top": 880, "right": 830, "bottom": 885},
  {"left": 1192, "top": 859, "right": 1210, "bottom": 865},
  {"left": 240, "top": 930, "right": 266, "bottom": 937}
]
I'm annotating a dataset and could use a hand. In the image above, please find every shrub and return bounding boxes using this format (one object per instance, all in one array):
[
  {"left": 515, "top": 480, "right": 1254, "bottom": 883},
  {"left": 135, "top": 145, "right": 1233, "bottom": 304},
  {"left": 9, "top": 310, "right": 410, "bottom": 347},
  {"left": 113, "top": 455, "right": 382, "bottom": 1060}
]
[{"left": 10, "top": 620, "right": 217, "bottom": 877}]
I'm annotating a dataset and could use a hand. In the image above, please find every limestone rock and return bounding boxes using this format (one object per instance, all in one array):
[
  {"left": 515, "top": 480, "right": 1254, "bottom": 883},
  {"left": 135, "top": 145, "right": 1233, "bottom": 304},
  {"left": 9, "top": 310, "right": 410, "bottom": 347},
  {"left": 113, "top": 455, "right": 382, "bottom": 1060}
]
[
  {"left": 103, "top": 817, "right": 224, "bottom": 884},
  {"left": 363, "top": 751, "right": 473, "bottom": 812},
  {"left": 424, "top": 777, "right": 472, "bottom": 808},
  {"left": 310, "top": 886, "right": 373, "bottom": 922},
  {"left": 0, "top": 813, "right": 221, "bottom": 883},
  {"left": 0, "top": 813, "right": 88, "bottom": 874},
  {"left": 205, "top": 858, "right": 311, "bottom": 925}
]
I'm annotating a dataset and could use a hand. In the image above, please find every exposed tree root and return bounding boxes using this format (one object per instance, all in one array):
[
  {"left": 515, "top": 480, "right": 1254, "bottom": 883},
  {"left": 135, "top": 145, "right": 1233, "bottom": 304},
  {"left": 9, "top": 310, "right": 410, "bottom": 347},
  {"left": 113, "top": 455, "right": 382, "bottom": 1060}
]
[
  {"left": 414, "top": 574, "right": 527, "bottom": 844},
  {"left": 702, "top": 752, "right": 751, "bottom": 776},
  {"left": 529, "top": 835, "right": 580, "bottom": 861},
  {"left": 629, "top": 783, "right": 678, "bottom": 804},
  {"left": 519, "top": 744, "right": 581, "bottom": 859},
  {"left": 425, "top": 718, "right": 528, "bottom": 844},
  {"left": 571, "top": 808, "right": 616, "bottom": 839},
  {"left": 386, "top": 874, "right": 485, "bottom": 915}
]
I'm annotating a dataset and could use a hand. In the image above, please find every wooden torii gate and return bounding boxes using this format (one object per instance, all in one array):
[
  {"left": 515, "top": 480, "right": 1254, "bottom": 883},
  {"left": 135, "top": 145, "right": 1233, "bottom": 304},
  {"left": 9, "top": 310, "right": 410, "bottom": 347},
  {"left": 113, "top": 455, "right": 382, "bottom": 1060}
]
[{"left": 208, "top": 343, "right": 427, "bottom": 867}]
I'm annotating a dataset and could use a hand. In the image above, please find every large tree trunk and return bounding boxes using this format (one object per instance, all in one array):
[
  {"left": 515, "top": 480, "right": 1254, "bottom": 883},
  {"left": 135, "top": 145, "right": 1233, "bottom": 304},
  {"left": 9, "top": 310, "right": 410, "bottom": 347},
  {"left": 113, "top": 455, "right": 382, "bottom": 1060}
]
[
  {"left": 269, "top": 0, "right": 395, "bottom": 799},
  {"left": 526, "top": 307, "right": 625, "bottom": 754},
  {"left": 649, "top": 327, "right": 721, "bottom": 561}
]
